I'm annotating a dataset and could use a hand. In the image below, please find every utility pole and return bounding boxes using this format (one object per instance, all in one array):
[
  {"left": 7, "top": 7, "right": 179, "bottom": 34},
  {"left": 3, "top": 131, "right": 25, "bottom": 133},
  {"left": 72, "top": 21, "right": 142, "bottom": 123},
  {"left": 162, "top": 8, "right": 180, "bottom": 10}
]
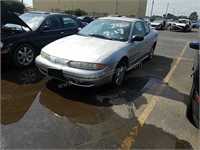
[
  {"left": 150, "top": 0, "right": 154, "bottom": 17},
  {"left": 165, "top": 3, "right": 169, "bottom": 18},
  {"left": 21, "top": 0, "right": 23, "bottom": 4},
  {"left": 115, "top": 0, "right": 119, "bottom": 14}
]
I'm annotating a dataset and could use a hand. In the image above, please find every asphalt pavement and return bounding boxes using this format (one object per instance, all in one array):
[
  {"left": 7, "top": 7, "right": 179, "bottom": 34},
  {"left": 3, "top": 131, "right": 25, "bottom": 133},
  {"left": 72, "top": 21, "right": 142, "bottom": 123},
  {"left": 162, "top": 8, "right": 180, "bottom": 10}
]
[{"left": 1, "top": 29, "right": 199, "bottom": 149}]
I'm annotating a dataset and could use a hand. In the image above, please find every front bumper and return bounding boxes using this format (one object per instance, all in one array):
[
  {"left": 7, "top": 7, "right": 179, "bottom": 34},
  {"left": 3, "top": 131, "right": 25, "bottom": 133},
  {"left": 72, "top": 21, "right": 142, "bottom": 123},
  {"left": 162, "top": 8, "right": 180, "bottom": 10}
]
[
  {"left": 35, "top": 55, "right": 113, "bottom": 87},
  {"left": 151, "top": 24, "right": 162, "bottom": 30}
]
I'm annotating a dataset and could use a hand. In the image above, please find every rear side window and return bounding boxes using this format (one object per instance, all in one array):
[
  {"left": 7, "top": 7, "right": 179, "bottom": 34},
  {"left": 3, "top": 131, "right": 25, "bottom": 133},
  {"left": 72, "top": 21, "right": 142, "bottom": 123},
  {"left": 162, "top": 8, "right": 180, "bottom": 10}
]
[{"left": 62, "top": 16, "right": 79, "bottom": 28}]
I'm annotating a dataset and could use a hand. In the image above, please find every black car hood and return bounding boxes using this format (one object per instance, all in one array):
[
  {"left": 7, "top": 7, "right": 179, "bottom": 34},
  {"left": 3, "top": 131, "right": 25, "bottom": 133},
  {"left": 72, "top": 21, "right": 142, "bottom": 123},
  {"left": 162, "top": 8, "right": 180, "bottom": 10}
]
[{"left": 1, "top": 2, "right": 32, "bottom": 31}]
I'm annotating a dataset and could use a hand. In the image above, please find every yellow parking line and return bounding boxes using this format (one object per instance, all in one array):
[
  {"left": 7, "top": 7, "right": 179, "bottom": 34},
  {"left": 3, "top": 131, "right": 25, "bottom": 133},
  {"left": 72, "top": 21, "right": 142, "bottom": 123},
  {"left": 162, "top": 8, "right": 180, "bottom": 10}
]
[
  {"left": 163, "top": 42, "right": 189, "bottom": 83},
  {"left": 120, "top": 41, "right": 189, "bottom": 150}
]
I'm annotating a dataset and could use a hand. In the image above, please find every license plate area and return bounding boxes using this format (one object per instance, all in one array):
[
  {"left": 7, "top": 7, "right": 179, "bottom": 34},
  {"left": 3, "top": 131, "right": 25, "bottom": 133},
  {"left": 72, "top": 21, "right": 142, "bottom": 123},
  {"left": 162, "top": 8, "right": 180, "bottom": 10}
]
[{"left": 48, "top": 68, "right": 64, "bottom": 79}]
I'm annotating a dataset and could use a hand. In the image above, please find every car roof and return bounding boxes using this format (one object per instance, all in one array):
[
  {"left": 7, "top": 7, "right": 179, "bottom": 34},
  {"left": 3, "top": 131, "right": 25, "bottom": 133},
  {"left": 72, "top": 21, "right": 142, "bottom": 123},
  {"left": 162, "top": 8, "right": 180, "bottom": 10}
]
[
  {"left": 28, "top": 11, "right": 71, "bottom": 16},
  {"left": 98, "top": 17, "right": 142, "bottom": 22}
]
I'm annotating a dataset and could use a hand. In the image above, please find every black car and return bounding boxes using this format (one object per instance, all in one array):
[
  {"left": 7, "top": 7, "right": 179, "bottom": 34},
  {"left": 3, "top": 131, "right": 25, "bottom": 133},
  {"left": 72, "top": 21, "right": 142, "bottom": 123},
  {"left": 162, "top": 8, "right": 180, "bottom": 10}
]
[
  {"left": 1, "top": 4, "right": 84, "bottom": 67},
  {"left": 187, "top": 41, "right": 199, "bottom": 128},
  {"left": 77, "top": 16, "right": 93, "bottom": 23}
]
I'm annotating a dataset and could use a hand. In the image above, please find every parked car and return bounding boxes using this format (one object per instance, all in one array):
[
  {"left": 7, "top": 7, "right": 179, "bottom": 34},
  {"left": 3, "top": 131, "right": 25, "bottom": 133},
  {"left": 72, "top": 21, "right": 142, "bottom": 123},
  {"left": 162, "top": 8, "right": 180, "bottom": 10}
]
[
  {"left": 77, "top": 16, "right": 93, "bottom": 23},
  {"left": 1, "top": 3, "right": 84, "bottom": 67},
  {"left": 187, "top": 41, "right": 199, "bottom": 128},
  {"left": 143, "top": 18, "right": 151, "bottom": 26},
  {"left": 170, "top": 19, "right": 192, "bottom": 32},
  {"left": 151, "top": 19, "right": 166, "bottom": 30},
  {"left": 35, "top": 17, "right": 158, "bottom": 87},
  {"left": 166, "top": 19, "right": 175, "bottom": 29},
  {"left": 194, "top": 19, "right": 200, "bottom": 28}
]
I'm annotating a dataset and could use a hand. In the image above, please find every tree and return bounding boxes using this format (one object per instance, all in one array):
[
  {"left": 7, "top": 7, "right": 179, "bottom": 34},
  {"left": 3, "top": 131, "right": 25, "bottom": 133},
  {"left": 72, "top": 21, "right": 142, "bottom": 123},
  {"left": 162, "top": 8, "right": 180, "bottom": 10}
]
[
  {"left": 3, "top": 0, "right": 26, "bottom": 14},
  {"left": 189, "top": 12, "right": 198, "bottom": 21},
  {"left": 163, "top": 13, "right": 175, "bottom": 19},
  {"left": 65, "top": 8, "right": 87, "bottom": 16}
]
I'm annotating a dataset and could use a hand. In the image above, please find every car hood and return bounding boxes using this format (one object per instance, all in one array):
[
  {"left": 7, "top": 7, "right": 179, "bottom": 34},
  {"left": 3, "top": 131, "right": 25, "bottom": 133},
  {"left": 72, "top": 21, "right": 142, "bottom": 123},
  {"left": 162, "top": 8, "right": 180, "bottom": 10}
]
[
  {"left": 151, "top": 22, "right": 161, "bottom": 26},
  {"left": 1, "top": 2, "right": 31, "bottom": 30},
  {"left": 42, "top": 35, "right": 126, "bottom": 62},
  {"left": 174, "top": 23, "right": 187, "bottom": 27}
]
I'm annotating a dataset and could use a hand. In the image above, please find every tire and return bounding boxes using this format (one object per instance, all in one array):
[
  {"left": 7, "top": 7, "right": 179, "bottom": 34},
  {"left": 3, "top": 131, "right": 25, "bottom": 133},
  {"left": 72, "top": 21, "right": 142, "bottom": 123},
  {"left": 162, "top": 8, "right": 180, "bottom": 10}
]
[
  {"left": 13, "top": 44, "right": 36, "bottom": 67},
  {"left": 186, "top": 77, "right": 195, "bottom": 120},
  {"left": 111, "top": 61, "right": 126, "bottom": 87},
  {"left": 148, "top": 46, "right": 155, "bottom": 60}
]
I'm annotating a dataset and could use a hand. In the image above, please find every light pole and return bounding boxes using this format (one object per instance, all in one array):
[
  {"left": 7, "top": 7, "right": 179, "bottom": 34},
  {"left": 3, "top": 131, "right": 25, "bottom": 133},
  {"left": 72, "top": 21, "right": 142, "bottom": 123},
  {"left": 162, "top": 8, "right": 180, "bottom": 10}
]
[
  {"left": 115, "top": 0, "right": 119, "bottom": 14},
  {"left": 150, "top": 0, "right": 154, "bottom": 17},
  {"left": 173, "top": 7, "right": 175, "bottom": 15},
  {"left": 165, "top": 3, "right": 169, "bottom": 18}
]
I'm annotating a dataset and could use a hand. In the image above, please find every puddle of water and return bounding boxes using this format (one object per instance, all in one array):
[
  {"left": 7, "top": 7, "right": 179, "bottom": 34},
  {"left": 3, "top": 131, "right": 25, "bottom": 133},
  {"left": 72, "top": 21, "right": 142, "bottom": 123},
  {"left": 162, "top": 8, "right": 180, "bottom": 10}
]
[
  {"left": 39, "top": 76, "right": 153, "bottom": 125},
  {"left": 1, "top": 67, "right": 48, "bottom": 125},
  {"left": 40, "top": 87, "right": 114, "bottom": 125}
]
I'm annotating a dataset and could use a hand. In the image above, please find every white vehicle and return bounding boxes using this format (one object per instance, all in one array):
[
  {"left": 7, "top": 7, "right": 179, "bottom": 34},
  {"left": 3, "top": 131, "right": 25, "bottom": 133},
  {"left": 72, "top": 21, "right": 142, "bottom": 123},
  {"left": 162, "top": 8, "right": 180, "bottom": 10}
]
[{"left": 170, "top": 19, "right": 192, "bottom": 32}]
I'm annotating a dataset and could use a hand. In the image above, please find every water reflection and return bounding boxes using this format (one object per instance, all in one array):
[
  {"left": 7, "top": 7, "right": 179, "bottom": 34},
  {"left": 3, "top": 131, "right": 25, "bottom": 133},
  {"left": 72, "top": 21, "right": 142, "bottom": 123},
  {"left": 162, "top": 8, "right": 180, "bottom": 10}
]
[{"left": 1, "top": 66, "right": 47, "bottom": 125}]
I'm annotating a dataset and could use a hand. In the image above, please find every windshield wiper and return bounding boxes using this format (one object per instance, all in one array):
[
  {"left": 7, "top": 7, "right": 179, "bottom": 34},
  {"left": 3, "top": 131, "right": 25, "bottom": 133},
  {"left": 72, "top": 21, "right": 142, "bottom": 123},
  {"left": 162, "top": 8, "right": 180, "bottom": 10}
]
[{"left": 88, "top": 34, "right": 112, "bottom": 40}]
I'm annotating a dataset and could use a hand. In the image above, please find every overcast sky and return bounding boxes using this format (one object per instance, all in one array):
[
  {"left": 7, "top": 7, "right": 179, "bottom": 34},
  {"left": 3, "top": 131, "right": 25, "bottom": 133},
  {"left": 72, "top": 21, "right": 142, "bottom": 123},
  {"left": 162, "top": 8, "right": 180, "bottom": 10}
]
[
  {"left": 23, "top": 0, "right": 200, "bottom": 17},
  {"left": 146, "top": 0, "right": 200, "bottom": 17}
]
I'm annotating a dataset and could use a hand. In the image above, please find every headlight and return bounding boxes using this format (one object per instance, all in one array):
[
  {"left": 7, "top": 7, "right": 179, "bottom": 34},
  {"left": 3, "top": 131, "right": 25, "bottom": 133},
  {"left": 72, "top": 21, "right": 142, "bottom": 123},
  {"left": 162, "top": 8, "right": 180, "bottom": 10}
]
[
  {"left": 69, "top": 61, "right": 107, "bottom": 70},
  {"left": 0, "top": 42, "right": 3, "bottom": 48},
  {"left": 41, "top": 51, "right": 51, "bottom": 61}
]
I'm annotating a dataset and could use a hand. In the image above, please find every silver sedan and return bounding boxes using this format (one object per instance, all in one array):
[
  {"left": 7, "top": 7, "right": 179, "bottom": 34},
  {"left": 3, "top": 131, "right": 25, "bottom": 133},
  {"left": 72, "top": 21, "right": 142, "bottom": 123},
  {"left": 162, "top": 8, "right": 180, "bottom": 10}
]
[{"left": 35, "top": 17, "right": 158, "bottom": 87}]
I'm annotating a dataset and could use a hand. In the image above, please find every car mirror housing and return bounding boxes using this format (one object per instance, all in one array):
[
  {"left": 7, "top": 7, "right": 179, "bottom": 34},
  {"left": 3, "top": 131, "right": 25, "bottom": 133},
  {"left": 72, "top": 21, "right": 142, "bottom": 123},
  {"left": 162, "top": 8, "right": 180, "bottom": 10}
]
[
  {"left": 42, "top": 25, "right": 51, "bottom": 31},
  {"left": 190, "top": 41, "right": 200, "bottom": 50},
  {"left": 131, "top": 35, "right": 144, "bottom": 42}
]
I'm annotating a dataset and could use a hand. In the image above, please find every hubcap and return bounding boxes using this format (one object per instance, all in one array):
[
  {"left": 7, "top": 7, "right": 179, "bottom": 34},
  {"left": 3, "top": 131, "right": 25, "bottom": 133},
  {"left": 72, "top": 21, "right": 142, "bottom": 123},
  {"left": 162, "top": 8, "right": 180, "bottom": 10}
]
[
  {"left": 17, "top": 47, "right": 34, "bottom": 65},
  {"left": 149, "top": 48, "right": 154, "bottom": 59},
  {"left": 115, "top": 66, "right": 125, "bottom": 86}
]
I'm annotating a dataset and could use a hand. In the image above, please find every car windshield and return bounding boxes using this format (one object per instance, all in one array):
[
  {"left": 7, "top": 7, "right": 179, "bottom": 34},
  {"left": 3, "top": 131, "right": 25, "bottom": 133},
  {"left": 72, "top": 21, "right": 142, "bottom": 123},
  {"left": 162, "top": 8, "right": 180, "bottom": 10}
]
[
  {"left": 19, "top": 13, "right": 47, "bottom": 30},
  {"left": 176, "top": 19, "right": 188, "bottom": 23},
  {"left": 78, "top": 19, "right": 131, "bottom": 41}
]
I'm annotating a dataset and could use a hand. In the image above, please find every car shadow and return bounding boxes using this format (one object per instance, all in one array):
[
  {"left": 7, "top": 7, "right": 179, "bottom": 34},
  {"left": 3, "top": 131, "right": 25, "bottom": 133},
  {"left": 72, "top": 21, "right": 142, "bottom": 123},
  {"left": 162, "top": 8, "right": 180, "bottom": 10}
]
[{"left": 39, "top": 55, "right": 189, "bottom": 125}]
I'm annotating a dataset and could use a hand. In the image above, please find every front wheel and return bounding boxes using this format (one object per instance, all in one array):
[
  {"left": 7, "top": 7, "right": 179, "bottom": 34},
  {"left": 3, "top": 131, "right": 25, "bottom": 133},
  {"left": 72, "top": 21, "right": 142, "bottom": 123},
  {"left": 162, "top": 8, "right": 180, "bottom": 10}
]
[
  {"left": 148, "top": 46, "right": 155, "bottom": 60},
  {"left": 111, "top": 61, "right": 126, "bottom": 87},
  {"left": 13, "top": 44, "right": 36, "bottom": 67}
]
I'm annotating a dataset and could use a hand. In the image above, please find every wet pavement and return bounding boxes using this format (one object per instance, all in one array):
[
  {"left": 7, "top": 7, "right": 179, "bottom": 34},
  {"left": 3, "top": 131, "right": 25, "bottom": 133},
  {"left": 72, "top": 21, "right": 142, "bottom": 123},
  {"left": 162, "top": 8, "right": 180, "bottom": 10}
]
[{"left": 1, "top": 29, "right": 199, "bottom": 149}]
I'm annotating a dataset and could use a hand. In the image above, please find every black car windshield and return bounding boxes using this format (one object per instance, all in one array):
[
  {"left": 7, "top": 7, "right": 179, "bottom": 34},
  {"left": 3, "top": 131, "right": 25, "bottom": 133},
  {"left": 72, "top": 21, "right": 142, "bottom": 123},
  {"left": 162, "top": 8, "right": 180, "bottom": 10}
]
[
  {"left": 20, "top": 13, "right": 47, "bottom": 30},
  {"left": 78, "top": 19, "right": 131, "bottom": 41}
]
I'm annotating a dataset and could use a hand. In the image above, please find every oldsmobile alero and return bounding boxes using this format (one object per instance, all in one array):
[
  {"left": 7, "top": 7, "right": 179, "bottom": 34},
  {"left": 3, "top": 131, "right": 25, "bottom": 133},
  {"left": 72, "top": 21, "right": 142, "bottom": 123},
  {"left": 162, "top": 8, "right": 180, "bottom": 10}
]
[{"left": 35, "top": 17, "right": 158, "bottom": 87}]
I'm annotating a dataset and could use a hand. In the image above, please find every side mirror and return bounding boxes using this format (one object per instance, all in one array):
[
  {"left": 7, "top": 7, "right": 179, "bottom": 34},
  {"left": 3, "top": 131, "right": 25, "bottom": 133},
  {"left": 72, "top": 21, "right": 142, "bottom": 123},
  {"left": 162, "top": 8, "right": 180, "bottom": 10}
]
[
  {"left": 189, "top": 41, "right": 199, "bottom": 50},
  {"left": 131, "top": 35, "right": 144, "bottom": 42},
  {"left": 78, "top": 27, "right": 82, "bottom": 31},
  {"left": 42, "top": 25, "right": 51, "bottom": 31},
  {"left": 82, "top": 22, "right": 88, "bottom": 27}
]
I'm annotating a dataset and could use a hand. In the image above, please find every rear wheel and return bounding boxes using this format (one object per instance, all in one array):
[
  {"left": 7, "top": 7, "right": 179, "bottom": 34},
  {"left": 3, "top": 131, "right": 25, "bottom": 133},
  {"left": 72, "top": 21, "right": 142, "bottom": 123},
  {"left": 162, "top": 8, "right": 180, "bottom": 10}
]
[
  {"left": 13, "top": 44, "right": 36, "bottom": 67},
  {"left": 111, "top": 61, "right": 126, "bottom": 87}
]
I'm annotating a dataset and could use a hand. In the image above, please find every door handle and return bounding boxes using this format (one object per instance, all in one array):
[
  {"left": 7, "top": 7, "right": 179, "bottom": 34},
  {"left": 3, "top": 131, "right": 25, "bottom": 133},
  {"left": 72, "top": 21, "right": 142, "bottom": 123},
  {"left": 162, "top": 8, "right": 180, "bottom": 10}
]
[{"left": 60, "top": 32, "right": 64, "bottom": 34}]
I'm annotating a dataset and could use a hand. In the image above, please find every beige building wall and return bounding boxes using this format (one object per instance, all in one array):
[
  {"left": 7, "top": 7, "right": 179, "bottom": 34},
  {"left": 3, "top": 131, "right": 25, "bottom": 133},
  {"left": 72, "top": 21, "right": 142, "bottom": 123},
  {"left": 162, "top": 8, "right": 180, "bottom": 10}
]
[{"left": 32, "top": 0, "right": 147, "bottom": 17}]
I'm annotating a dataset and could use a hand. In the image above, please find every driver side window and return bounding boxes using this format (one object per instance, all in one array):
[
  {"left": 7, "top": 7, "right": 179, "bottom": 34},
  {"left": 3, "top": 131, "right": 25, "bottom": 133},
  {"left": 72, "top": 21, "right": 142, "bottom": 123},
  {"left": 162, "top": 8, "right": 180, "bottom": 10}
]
[
  {"left": 43, "top": 16, "right": 61, "bottom": 30},
  {"left": 132, "top": 21, "right": 146, "bottom": 37}
]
